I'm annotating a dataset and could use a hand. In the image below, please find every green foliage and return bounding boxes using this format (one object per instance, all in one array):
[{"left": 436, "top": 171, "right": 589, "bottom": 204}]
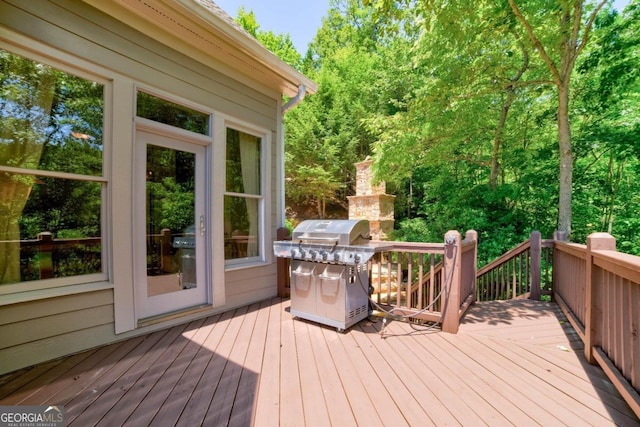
[
  {"left": 235, "top": 7, "right": 302, "bottom": 70},
  {"left": 146, "top": 147, "right": 196, "bottom": 234},
  {"left": 240, "top": 0, "right": 640, "bottom": 263},
  {"left": 282, "top": 0, "right": 419, "bottom": 218},
  {"left": 363, "top": 0, "right": 640, "bottom": 262}
]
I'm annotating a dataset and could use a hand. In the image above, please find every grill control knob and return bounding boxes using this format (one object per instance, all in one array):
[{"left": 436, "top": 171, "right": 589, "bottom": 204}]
[
  {"left": 320, "top": 251, "right": 328, "bottom": 261},
  {"left": 299, "top": 249, "right": 306, "bottom": 259},
  {"left": 309, "top": 250, "right": 317, "bottom": 260},
  {"left": 333, "top": 253, "right": 341, "bottom": 262},
  {"left": 354, "top": 254, "right": 361, "bottom": 264}
]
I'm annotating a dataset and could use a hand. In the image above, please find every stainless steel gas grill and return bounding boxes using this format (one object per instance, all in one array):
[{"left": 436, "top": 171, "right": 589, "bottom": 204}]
[{"left": 273, "top": 219, "right": 390, "bottom": 331}]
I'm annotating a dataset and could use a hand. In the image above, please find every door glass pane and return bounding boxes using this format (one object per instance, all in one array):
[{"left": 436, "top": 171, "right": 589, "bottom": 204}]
[{"left": 146, "top": 144, "right": 196, "bottom": 296}]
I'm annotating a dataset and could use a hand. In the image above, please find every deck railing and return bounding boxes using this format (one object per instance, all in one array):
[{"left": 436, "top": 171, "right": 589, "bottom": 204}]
[
  {"left": 10, "top": 229, "right": 189, "bottom": 281},
  {"left": 12, "top": 232, "right": 102, "bottom": 280},
  {"left": 481, "top": 230, "right": 640, "bottom": 417},
  {"left": 366, "top": 229, "right": 478, "bottom": 333},
  {"left": 476, "top": 231, "right": 554, "bottom": 301},
  {"left": 276, "top": 226, "right": 639, "bottom": 415},
  {"left": 553, "top": 233, "right": 640, "bottom": 417},
  {"left": 276, "top": 228, "right": 478, "bottom": 334}
]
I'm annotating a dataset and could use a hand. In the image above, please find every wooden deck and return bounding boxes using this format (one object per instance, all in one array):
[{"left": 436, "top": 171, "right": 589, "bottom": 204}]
[{"left": 1, "top": 298, "right": 638, "bottom": 426}]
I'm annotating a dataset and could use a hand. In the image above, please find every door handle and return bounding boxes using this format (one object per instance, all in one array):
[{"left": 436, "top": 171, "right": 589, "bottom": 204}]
[{"left": 200, "top": 215, "right": 205, "bottom": 236}]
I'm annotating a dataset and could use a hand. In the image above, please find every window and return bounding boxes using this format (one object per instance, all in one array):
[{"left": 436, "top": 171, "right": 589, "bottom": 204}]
[
  {"left": 0, "top": 48, "right": 105, "bottom": 286},
  {"left": 136, "top": 91, "right": 210, "bottom": 135},
  {"left": 224, "top": 128, "right": 262, "bottom": 261}
]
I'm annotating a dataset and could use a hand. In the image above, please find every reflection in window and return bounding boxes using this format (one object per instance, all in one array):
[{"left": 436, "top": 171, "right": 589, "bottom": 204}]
[
  {"left": 136, "top": 91, "right": 210, "bottom": 136},
  {"left": 146, "top": 145, "right": 197, "bottom": 295},
  {"left": 1, "top": 172, "right": 102, "bottom": 283},
  {"left": 225, "top": 129, "right": 261, "bottom": 260},
  {"left": 0, "top": 49, "right": 104, "bottom": 285},
  {"left": 0, "top": 50, "right": 103, "bottom": 175}
]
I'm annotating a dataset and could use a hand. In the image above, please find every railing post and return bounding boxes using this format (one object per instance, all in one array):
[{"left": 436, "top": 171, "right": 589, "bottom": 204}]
[
  {"left": 37, "top": 232, "right": 54, "bottom": 279},
  {"left": 161, "top": 228, "right": 172, "bottom": 273},
  {"left": 530, "top": 231, "right": 542, "bottom": 300},
  {"left": 552, "top": 230, "right": 568, "bottom": 300},
  {"left": 584, "top": 232, "right": 616, "bottom": 364},
  {"left": 276, "top": 227, "right": 291, "bottom": 298},
  {"left": 441, "top": 230, "right": 462, "bottom": 334},
  {"left": 464, "top": 230, "right": 478, "bottom": 305}
]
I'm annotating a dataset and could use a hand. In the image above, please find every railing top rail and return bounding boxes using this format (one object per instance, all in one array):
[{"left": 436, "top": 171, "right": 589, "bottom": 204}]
[
  {"left": 542, "top": 239, "right": 554, "bottom": 248},
  {"left": 5, "top": 236, "right": 102, "bottom": 247},
  {"left": 477, "top": 238, "right": 532, "bottom": 276},
  {"left": 592, "top": 249, "right": 640, "bottom": 284},
  {"left": 378, "top": 241, "right": 445, "bottom": 254},
  {"left": 554, "top": 240, "right": 587, "bottom": 259}
]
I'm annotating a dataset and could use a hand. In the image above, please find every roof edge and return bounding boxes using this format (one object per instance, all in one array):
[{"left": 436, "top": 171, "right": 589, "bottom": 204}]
[{"left": 171, "top": 0, "right": 318, "bottom": 95}]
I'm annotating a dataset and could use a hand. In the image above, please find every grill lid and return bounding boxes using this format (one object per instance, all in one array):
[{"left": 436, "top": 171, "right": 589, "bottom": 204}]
[{"left": 292, "top": 219, "right": 370, "bottom": 246}]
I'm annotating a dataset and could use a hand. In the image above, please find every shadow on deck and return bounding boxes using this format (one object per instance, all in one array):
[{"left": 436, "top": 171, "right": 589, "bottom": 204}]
[{"left": 1, "top": 298, "right": 638, "bottom": 426}]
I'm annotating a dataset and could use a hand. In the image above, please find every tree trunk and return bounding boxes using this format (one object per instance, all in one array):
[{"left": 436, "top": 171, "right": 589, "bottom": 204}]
[
  {"left": 490, "top": 91, "right": 516, "bottom": 190},
  {"left": 557, "top": 85, "right": 572, "bottom": 235},
  {"left": 507, "top": 0, "right": 607, "bottom": 238},
  {"left": 490, "top": 34, "right": 528, "bottom": 190}
]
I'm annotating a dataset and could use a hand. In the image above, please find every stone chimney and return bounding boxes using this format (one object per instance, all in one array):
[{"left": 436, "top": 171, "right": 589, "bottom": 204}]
[{"left": 347, "top": 157, "right": 395, "bottom": 240}]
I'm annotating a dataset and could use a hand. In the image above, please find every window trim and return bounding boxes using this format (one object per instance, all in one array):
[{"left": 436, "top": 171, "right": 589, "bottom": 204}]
[
  {"left": 223, "top": 122, "right": 270, "bottom": 268},
  {"left": 135, "top": 85, "right": 213, "bottom": 138},
  {"left": 0, "top": 37, "right": 112, "bottom": 299}
]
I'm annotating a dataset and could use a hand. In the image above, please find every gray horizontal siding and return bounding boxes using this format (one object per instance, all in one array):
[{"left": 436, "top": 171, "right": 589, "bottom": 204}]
[
  {"left": 0, "top": 290, "right": 115, "bottom": 375},
  {"left": 2, "top": 0, "right": 279, "bottom": 129},
  {"left": 0, "top": 0, "right": 283, "bottom": 375}
]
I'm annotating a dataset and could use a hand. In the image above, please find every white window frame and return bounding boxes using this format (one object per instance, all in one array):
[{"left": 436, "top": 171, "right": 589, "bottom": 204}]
[
  {"left": 0, "top": 35, "right": 113, "bottom": 305},
  {"left": 222, "top": 120, "right": 271, "bottom": 269}
]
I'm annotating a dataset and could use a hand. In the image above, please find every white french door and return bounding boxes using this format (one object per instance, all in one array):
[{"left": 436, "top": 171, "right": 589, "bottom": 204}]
[{"left": 135, "top": 130, "right": 209, "bottom": 319}]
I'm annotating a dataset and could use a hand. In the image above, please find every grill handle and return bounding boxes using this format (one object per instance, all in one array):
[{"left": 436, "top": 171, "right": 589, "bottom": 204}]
[{"left": 296, "top": 236, "right": 339, "bottom": 243}]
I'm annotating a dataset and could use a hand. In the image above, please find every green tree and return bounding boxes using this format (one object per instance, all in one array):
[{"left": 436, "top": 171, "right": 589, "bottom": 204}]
[
  {"left": 570, "top": 2, "right": 640, "bottom": 251},
  {"left": 283, "top": 0, "right": 417, "bottom": 218},
  {"left": 507, "top": 0, "right": 609, "bottom": 236},
  {"left": 367, "top": 0, "right": 611, "bottom": 237},
  {"left": 235, "top": 7, "right": 302, "bottom": 70}
]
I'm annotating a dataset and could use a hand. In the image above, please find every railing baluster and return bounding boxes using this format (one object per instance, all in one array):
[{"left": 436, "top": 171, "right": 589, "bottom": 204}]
[
  {"left": 511, "top": 257, "right": 516, "bottom": 299},
  {"left": 396, "top": 252, "right": 402, "bottom": 307},
  {"left": 386, "top": 252, "right": 392, "bottom": 304},
  {"left": 429, "top": 254, "right": 435, "bottom": 310},
  {"left": 418, "top": 253, "right": 424, "bottom": 310},
  {"left": 407, "top": 253, "right": 413, "bottom": 308}
]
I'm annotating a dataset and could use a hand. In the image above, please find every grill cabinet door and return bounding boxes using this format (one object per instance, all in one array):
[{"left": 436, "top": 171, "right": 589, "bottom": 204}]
[
  {"left": 317, "top": 265, "right": 346, "bottom": 321},
  {"left": 290, "top": 260, "right": 316, "bottom": 315}
]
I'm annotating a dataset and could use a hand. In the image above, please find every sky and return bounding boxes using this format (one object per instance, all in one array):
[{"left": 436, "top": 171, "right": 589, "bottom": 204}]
[
  {"left": 213, "top": 0, "right": 631, "bottom": 54},
  {"left": 213, "top": 0, "right": 331, "bottom": 53}
]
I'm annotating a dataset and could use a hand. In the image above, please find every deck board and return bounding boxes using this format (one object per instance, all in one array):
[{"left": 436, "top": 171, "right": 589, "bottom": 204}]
[
  {"left": 353, "top": 322, "right": 458, "bottom": 426},
  {"left": 169, "top": 309, "right": 234, "bottom": 427},
  {"left": 229, "top": 300, "right": 271, "bottom": 427},
  {"left": 358, "top": 320, "right": 496, "bottom": 426},
  {"left": 1, "top": 298, "right": 638, "bottom": 426},
  {"left": 305, "top": 317, "right": 359, "bottom": 427},
  {"left": 319, "top": 322, "right": 385, "bottom": 426},
  {"left": 147, "top": 313, "right": 224, "bottom": 426},
  {"left": 278, "top": 307, "right": 305, "bottom": 427},
  {"left": 253, "top": 297, "right": 282, "bottom": 427}
]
